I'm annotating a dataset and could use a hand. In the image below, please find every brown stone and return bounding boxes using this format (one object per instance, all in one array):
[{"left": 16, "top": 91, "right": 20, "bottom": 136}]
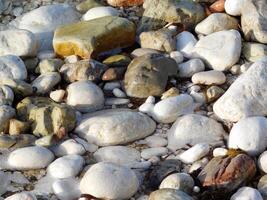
[
  {"left": 102, "top": 67, "right": 126, "bottom": 81},
  {"left": 9, "top": 119, "right": 29, "bottom": 135},
  {"left": 210, "top": 0, "right": 225, "bottom": 13},
  {"left": 107, "top": 0, "right": 144, "bottom": 7}
]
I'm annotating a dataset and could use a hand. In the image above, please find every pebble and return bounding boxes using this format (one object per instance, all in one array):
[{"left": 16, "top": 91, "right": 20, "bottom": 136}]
[
  {"left": 170, "top": 51, "right": 184, "bottom": 64},
  {"left": 103, "top": 81, "right": 121, "bottom": 90},
  {"left": 4, "top": 192, "right": 37, "bottom": 200},
  {"left": 51, "top": 139, "right": 86, "bottom": 157},
  {"left": 213, "top": 147, "right": 228, "bottom": 157},
  {"left": 52, "top": 178, "right": 81, "bottom": 200},
  {"left": 149, "top": 189, "right": 193, "bottom": 200},
  {"left": 32, "top": 72, "right": 61, "bottom": 94},
  {"left": 258, "top": 175, "right": 267, "bottom": 198},
  {"left": 145, "top": 136, "right": 168, "bottom": 147},
  {"left": 0, "top": 171, "right": 9, "bottom": 195},
  {"left": 105, "top": 98, "right": 130, "bottom": 105},
  {"left": 192, "top": 70, "right": 226, "bottom": 85},
  {"left": 141, "top": 147, "right": 168, "bottom": 160},
  {"left": 225, "top": 0, "right": 244, "bottom": 16},
  {"left": 176, "top": 31, "right": 197, "bottom": 58},
  {"left": 8, "top": 146, "right": 54, "bottom": 170},
  {"left": 82, "top": 6, "right": 119, "bottom": 21},
  {"left": 177, "top": 143, "right": 210, "bottom": 164},
  {"left": 178, "top": 59, "right": 205, "bottom": 78},
  {"left": 230, "top": 187, "right": 263, "bottom": 200},
  {"left": 80, "top": 162, "right": 139, "bottom": 199},
  {"left": 0, "top": 85, "right": 14, "bottom": 106},
  {"left": 48, "top": 155, "right": 84, "bottom": 179},
  {"left": 258, "top": 151, "right": 267, "bottom": 173},
  {"left": 49, "top": 90, "right": 65, "bottom": 103},
  {"left": 159, "top": 173, "right": 194, "bottom": 193}
]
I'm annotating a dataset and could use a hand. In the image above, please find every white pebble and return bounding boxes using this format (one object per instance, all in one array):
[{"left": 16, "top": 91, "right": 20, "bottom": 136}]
[
  {"left": 258, "top": 151, "right": 267, "bottom": 173},
  {"left": 141, "top": 147, "right": 168, "bottom": 160},
  {"left": 53, "top": 178, "right": 81, "bottom": 200},
  {"left": 145, "top": 136, "right": 167, "bottom": 147},
  {"left": 104, "top": 81, "right": 121, "bottom": 90},
  {"left": 213, "top": 148, "right": 228, "bottom": 157},
  {"left": 49, "top": 90, "right": 65, "bottom": 102}
]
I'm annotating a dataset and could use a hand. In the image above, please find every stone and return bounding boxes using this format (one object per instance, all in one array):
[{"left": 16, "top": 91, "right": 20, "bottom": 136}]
[
  {"left": 149, "top": 189, "right": 193, "bottom": 200},
  {"left": 231, "top": 187, "right": 263, "bottom": 200},
  {"left": 0, "top": 55, "right": 27, "bottom": 80},
  {"left": 16, "top": 97, "right": 76, "bottom": 137},
  {"left": 152, "top": 94, "right": 195, "bottom": 123},
  {"left": 242, "top": 42, "right": 267, "bottom": 62},
  {"left": 170, "top": 51, "right": 184, "bottom": 64},
  {"left": 124, "top": 54, "right": 177, "bottom": 98},
  {"left": 167, "top": 114, "right": 226, "bottom": 151},
  {"left": 209, "top": 0, "right": 225, "bottom": 13},
  {"left": 0, "top": 171, "right": 9, "bottom": 195},
  {"left": 10, "top": 4, "right": 80, "bottom": 51},
  {"left": 213, "top": 147, "right": 228, "bottom": 157},
  {"left": 192, "top": 70, "right": 226, "bottom": 85},
  {"left": 52, "top": 139, "right": 86, "bottom": 157},
  {"left": 161, "top": 87, "right": 179, "bottom": 100},
  {"left": 206, "top": 86, "right": 225, "bottom": 102},
  {"left": 32, "top": 72, "right": 61, "bottom": 94},
  {"left": 37, "top": 50, "right": 56, "bottom": 60},
  {"left": 9, "top": 119, "right": 29, "bottom": 135},
  {"left": 145, "top": 136, "right": 167, "bottom": 147},
  {"left": 178, "top": 59, "right": 205, "bottom": 78},
  {"left": 75, "top": 109, "right": 156, "bottom": 146},
  {"left": 213, "top": 59, "right": 267, "bottom": 122},
  {"left": 94, "top": 146, "right": 141, "bottom": 167},
  {"left": 131, "top": 48, "right": 162, "bottom": 58},
  {"left": 112, "top": 88, "right": 126, "bottom": 98},
  {"left": 258, "top": 175, "right": 267, "bottom": 199},
  {"left": 176, "top": 31, "right": 197, "bottom": 58},
  {"left": 66, "top": 81, "right": 104, "bottom": 113},
  {"left": 102, "top": 67, "right": 126, "bottom": 81},
  {"left": 140, "top": 29, "right": 176, "bottom": 52},
  {"left": 198, "top": 154, "right": 256, "bottom": 191},
  {"left": 159, "top": 173, "right": 194, "bottom": 193},
  {"left": 5, "top": 192, "right": 37, "bottom": 200},
  {"left": 107, "top": 0, "right": 144, "bottom": 7},
  {"left": 103, "top": 55, "right": 131, "bottom": 67},
  {"left": 0, "top": 134, "right": 36, "bottom": 149},
  {"left": 8, "top": 146, "right": 54, "bottom": 170},
  {"left": 60, "top": 59, "right": 108, "bottom": 83},
  {"left": 53, "top": 16, "right": 135, "bottom": 59},
  {"left": 228, "top": 117, "right": 267, "bottom": 156},
  {"left": 141, "top": 147, "right": 168, "bottom": 159},
  {"left": 103, "top": 81, "right": 121, "bottom": 90},
  {"left": 195, "top": 13, "right": 238, "bottom": 35},
  {"left": 192, "top": 30, "right": 241, "bottom": 71},
  {"left": 224, "top": 0, "right": 244, "bottom": 16},
  {"left": 72, "top": 137, "right": 98, "bottom": 153},
  {"left": 53, "top": 178, "right": 81, "bottom": 200},
  {"left": 82, "top": 6, "right": 119, "bottom": 21},
  {"left": 0, "top": 29, "right": 38, "bottom": 57},
  {"left": 138, "top": 0, "right": 205, "bottom": 34},
  {"left": 48, "top": 155, "right": 84, "bottom": 179},
  {"left": 105, "top": 98, "right": 130, "bottom": 105},
  {"left": 36, "top": 58, "right": 64, "bottom": 74},
  {"left": 0, "top": 105, "right": 15, "bottom": 133},
  {"left": 80, "top": 162, "right": 139, "bottom": 199},
  {"left": 0, "top": 78, "right": 32, "bottom": 97},
  {"left": 0, "top": 85, "right": 13, "bottom": 106},
  {"left": 177, "top": 143, "right": 210, "bottom": 164},
  {"left": 76, "top": 0, "right": 102, "bottom": 13},
  {"left": 258, "top": 151, "right": 267, "bottom": 173},
  {"left": 49, "top": 90, "right": 65, "bottom": 103}
]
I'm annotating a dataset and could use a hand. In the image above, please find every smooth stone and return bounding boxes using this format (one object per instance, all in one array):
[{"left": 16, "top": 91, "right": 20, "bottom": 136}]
[
  {"left": 159, "top": 173, "right": 194, "bottom": 193},
  {"left": 213, "top": 59, "right": 267, "bottom": 122},
  {"left": 224, "top": 0, "right": 244, "bottom": 16},
  {"left": 112, "top": 88, "right": 126, "bottom": 98},
  {"left": 152, "top": 94, "right": 195, "bottom": 123},
  {"left": 258, "top": 151, "right": 267, "bottom": 173},
  {"left": 195, "top": 13, "right": 238, "bottom": 35},
  {"left": 103, "top": 54, "right": 131, "bottom": 67},
  {"left": 80, "top": 162, "right": 139, "bottom": 199},
  {"left": 161, "top": 87, "right": 179, "bottom": 100},
  {"left": 51, "top": 139, "right": 86, "bottom": 157},
  {"left": 0, "top": 171, "right": 9, "bottom": 195},
  {"left": 53, "top": 16, "right": 135, "bottom": 59},
  {"left": 209, "top": 0, "right": 225, "bottom": 12},
  {"left": 131, "top": 48, "right": 162, "bottom": 58},
  {"left": 190, "top": 91, "right": 206, "bottom": 104},
  {"left": 75, "top": 109, "right": 156, "bottom": 146},
  {"left": 140, "top": 29, "right": 176, "bottom": 52},
  {"left": 103, "top": 81, "right": 121, "bottom": 90},
  {"left": 228, "top": 117, "right": 267, "bottom": 156},
  {"left": 0, "top": 105, "right": 15, "bottom": 133},
  {"left": 49, "top": 90, "right": 65, "bottom": 103},
  {"left": 167, "top": 114, "right": 226, "bottom": 151},
  {"left": 0, "top": 134, "right": 36, "bottom": 149},
  {"left": 36, "top": 58, "right": 64, "bottom": 74},
  {"left": 72, "top": 137, "right": 98, "bottom": 153},
  {"left": 0, "top": 29, "right": 38, "bottom": 57},
  {"left": 242, "top": 42, "right": 267, "bottom": 62},
  {"left": 5, "top": 192, "right": 37, "bottom": 200},
  {"left": 176, "top": 31, "right": 197, "bottom": 58},
  {"left": 192, "top": 70, "right": 226, "bottom": 85},
  {"left": 66, "top": 81, "right": 104, "bottom": 113},
  {"left": 102, "top": 67, "right": 126, "bottom": 81},
  {"left": 76, "top": 0, "right": 103, "bottom": 13},
  {"left": 177, "top": 143, "right": 210, "bottom": 164},
  {"left": 32, "top": 72, "right": 61, "bottom": 94},
  {"left": 231, "top": 187, "right": 263, "bottom": 200},
  {"left": 149, "top": 189, "right": 193, "bottom": 200},
  {"left": 9, "top": 119, "right": 29, "bottom": 136},
  {"left": 139, "top": 102, "right": 154, "bottom": 115},
  {"left": 94, "top": 146, "right": 141, "bottom": 167},
  {"left": 178, "top": 59, "right": 205, "bottom": 78},
  {"left": 141, "top": 147, "right": 168, "bottom": 160},
  {"left": 206, "top": 86, "right": 225, "bottom": 102},
  {"left": 145, "top": 136, "right": 167, "bottom": 147},
  {"left": 82, "top": 6, "right": 119, "bottom": 21},
  {"left": 105, "top": 98, "right": 130, "bottom": 105},
  {"left": 192, "top": 30, "right": 241, "bottom": 71},
  {"left": 37, "top": 50, "right": 55, "bottom": 60},
  {"left": 170, "top": 51, "right": 184, "bottom": 64},
  {"left": 53, "top": 178, "right": 81, "bottom": 200},
  {"left": 124, "top": 54, "right": 177, "bottom": 98},
  {"left": 48, "top": 155, "right": 84, "bottom": 179},
  {"left": 10, "top": 4, "right": 80, "bottom": 51},
  {"left": 0, "top": 55, "right": 27, "bottom": 80},
  {"left": 258, "top": 175, "right": 267, "bottom": 198},
  {"left": 8, "top": 146, "right": 54, "bottom": 170},
  {"left": 213, "top": 147, "right": 228, "bottom": 157},
  {"left": 0, "top": 78, "right": 33, "bottom": 97}
]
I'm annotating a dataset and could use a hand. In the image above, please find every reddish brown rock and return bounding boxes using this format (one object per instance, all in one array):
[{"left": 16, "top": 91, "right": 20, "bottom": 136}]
[
  {"left": 198, "top": 154, "right": 256, "bottom": 191},
  {"left": 210, "top": 0, "right": 225, "bottom": 13},
  {"left": 107, "top": 0, "right": 144, "bottom": 7},
  {"left": 102, "top": 67, "right": 126, "bottom": 81}
]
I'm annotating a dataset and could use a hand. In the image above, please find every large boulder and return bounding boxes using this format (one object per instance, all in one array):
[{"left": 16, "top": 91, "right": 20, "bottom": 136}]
[
  {"left": 53, "top": 16, "right": 136, "bottom": 59},
  {"left": 75, "top": 109, "right": 156, "bottom": 146},
  {"left": 213, "top": 58, "right": 267, "bottom": 122},
  {"left": 124, "top": 54, "right": 177, "bottom": 98}
]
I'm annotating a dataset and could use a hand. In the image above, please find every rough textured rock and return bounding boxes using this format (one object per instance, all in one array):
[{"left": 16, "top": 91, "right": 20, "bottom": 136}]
[
  {"left": 167, "top": 114, "right": 226, "bottom": 151},
  {"left": 138, "top": 0, "right": 205, "bottom": 34},
  {"left": 53, "top": 16, "right": 136, "bottom": 59},
  {"left": 107, "top": 0, "right": 144, "bottom": 7},
  {"left": 198, "top": 154, "right": 256, "bottom": 191},
  {"left": 124, "top": 54, "right": 177, "bottom": 98},
  {"left": 75, "top": 109, "right": 156, "bottom": 146},
  {"left": 0, "top": 105, "right": 15, "bottom": 133},
  {"left": 16, "top": 97, "right": 76, "bottom": 137},
  {"left": 213, "top": 59, "right": 267, "bottom": 122}
]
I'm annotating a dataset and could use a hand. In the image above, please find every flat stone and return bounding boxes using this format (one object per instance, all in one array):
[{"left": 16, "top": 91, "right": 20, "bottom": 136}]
[
  {"left": 53, "top": 16, "right": 135, "bottom": 59},
  {"left": 192, "top": 70, "right": 226, "bottom": 85},
  {"left": 231, "top": 187, "right": 263, "bottom": 200},
  {"left": 145, "top": 136, "right": 167, "bottom": 147},
  {"left": 75, "top": 109, "right": 156, "bottom": 146}
]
